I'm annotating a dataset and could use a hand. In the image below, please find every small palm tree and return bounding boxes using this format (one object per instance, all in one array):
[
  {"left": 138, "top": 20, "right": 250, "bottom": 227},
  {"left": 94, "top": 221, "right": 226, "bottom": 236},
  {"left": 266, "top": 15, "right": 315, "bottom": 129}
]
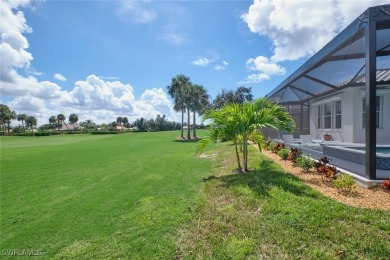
[{"left": 201, "top": 98, "right": 295, "bottom": 172}]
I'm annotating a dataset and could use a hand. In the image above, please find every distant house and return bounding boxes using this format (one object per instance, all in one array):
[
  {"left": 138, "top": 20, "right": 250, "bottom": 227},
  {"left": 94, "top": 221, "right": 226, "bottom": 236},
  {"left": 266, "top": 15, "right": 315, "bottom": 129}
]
[
  {"left": 114, "top": 125, "right": 127, "bottom": 131},
  {"left": 59, "top": 123, "right": 81, "bottom": 131}
]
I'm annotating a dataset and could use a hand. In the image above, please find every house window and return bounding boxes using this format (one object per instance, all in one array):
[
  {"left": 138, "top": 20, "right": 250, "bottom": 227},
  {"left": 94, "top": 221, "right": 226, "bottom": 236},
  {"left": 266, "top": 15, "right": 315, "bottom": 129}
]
[
  {"left": 362, "top": 96, "right": 383, "bottom": 128},
  {"left": 316, "top": 100, "right": 342, "bottom": 130},
  {"left": 335, "top": 100, "right": 342, "bottom": 129},
  {"left": 317, "top": 106, "right": 322, "bottom": 129}
]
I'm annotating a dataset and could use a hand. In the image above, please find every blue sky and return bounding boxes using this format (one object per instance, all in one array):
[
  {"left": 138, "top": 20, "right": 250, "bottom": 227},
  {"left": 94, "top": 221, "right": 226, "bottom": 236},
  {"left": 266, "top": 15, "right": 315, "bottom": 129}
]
[{"left": 1, "top": 0, "right": 387, "bottom": 125}]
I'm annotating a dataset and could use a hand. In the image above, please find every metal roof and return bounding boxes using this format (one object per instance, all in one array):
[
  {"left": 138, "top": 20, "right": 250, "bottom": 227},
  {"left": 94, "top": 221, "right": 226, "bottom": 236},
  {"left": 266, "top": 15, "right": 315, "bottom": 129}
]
[{"left": 266, "top": 4, "right": 390, "bottom": 105}]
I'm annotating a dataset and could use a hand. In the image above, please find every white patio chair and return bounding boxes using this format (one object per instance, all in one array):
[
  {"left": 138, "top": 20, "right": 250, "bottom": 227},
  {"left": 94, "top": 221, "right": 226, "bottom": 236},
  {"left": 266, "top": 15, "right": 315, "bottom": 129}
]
[
  {"left": 300, "top": 135, "right": 321, "bottom": 146},
  {"left": 282, "top": 135, "right": 295, "bottom": 144}
]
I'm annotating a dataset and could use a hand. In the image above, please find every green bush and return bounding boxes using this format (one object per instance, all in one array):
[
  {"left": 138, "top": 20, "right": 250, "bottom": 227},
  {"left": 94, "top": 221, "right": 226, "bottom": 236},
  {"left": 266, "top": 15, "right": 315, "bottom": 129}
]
[
  {"left": 278, "top": 148, "right": 290, "bottom": 160},
  {"left": 91, "top": 131, "right": 119, "bottom": 135},
  {"left": 332, "top": 174, "right": 355, "bottom": 193},
  {"left": 296, "top": 154, "right": 314, "bottom": 172},
  {"left": 267, "top": 141, "right": 276, "bottom": 151}
]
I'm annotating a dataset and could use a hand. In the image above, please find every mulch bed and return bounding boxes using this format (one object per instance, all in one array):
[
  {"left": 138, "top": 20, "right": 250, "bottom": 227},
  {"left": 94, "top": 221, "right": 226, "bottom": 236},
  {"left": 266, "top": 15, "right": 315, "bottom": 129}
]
[{"left": 259, "top": 148, "right": 390, "bottom": 211}]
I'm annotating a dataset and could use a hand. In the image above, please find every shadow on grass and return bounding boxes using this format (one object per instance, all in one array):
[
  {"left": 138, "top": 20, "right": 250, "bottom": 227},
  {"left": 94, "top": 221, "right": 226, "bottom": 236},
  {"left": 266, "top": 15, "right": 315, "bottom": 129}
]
[
  {"left": 173, "top": 138, "right": 202, "bottom": 143},
  {"left": 210, "top": 159, "right": 321, "bottom": 199}
]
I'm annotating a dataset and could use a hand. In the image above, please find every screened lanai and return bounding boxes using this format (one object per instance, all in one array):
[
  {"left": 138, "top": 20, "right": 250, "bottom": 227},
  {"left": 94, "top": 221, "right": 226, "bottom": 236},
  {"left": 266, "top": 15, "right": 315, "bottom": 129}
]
[{"left": 266, "top": 4, "right": 390, "bottom": 181}]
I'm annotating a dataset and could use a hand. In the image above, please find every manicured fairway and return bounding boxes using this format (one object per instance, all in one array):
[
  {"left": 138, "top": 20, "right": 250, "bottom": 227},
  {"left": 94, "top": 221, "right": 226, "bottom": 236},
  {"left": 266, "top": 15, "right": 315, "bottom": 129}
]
[{"left": 1, "top": 131, "right": 214, "bottom": 258}]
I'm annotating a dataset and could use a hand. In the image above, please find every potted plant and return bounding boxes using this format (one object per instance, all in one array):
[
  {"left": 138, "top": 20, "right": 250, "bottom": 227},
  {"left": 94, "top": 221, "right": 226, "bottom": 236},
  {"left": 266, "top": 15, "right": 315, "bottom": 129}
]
[{"left": 324, "top": 133, "right": 332, "bottom": 141}]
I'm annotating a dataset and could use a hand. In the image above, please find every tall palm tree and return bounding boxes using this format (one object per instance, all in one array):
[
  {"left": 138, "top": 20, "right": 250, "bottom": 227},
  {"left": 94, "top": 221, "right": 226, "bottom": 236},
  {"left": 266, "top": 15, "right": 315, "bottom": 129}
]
[
  {"left": 57, "top": 114, "right": 66, "bottom": 130},
  {"left": 122, "top": 117, "right": 129, "bottom": 128},
  {"left": 17, "top": 114, "right": 27, "bottom": 133},
  {"left": 69, "top": 114, "right": 78, "bottom": 130},
  {"left": 49, "top": 116, "right": 57, "bottom": 131},
  {"left": 182, "top": 84, "right": 194, "bottom": 140},
  {"left": 190, "top": 85, "right": 209, "bottom": 138},
  {"left": 167, "top": 74, "right": 192, "bottom": 138},
  {"left": 26, "top": 116, "right": 37, "bottom": 135},
  {"left": 201, "top": 98, "right": 295, "bottom": 172}
]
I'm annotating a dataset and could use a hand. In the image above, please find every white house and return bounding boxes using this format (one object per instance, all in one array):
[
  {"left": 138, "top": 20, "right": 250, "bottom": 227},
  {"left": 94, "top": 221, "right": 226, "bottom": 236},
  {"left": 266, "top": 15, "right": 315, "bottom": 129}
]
[
  {"left": 309, "top": 70, "right": 390, "bottom": 144},
  {"left": 265, "top": 4, "right": 390, "bottom": 181}
]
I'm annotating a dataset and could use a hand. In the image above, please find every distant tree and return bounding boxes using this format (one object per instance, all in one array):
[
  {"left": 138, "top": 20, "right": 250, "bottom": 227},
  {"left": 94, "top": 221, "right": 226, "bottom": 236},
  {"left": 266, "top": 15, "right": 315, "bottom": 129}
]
[
  {"left": 122, "top": 117, "right": 129, "bottom": 128},
  {"left": 0, "top": 105, "right": 16, "bottom": 135},
  {"left": 49, "top": 116, "right": 57, "bottom": 131},
  {"left": 57, "top": 114, "right": 66, "bottom": 130},
  {"left": 167, "top": 74, "right": 192, "bottom": 138},
  {"left": 116, "top": 116, "right": 123, "bottom": 130},
  {"left": 17, "top": 114, "right": 27, "bottom": 133},
  {"left": 213, "top": 86, "right": 253, "bottom": 109},
  {"left": 69, "top": 114, "right": 78, "bottom": 130},
  {"left": 25, "top": 116, "right": 37, "bottom": 135},
  {"left": 79, "top": 119, "right": 97, "bottom": 132},
  {"left": 134, "top": 117, "right": 145, "bottom": 131},
  {"left": 39, "top": 124, "right": 52, "bottom": 132}
]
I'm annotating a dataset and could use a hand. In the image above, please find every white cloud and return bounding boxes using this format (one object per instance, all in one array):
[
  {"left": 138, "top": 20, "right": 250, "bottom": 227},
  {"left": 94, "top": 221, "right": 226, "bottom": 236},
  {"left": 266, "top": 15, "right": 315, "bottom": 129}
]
[
  {"left": 239, "top": 73, "right": 270, "bottom": 85},
  {"left": 242, "top": 0, "right": 387, "bottom": 62},
  {"left": 160, "top": 23, "right": 189, "bottom": 46},
  {"left": 117, "top": 0, "right": 157, "bottom": 24},
  {"left": 54, "top": 73, "right": 67, "bottom": 82},
  {"left": 240, "top": 55, "right": 285, "bottom": 84},
  {"left": 1, "top": 2, "right": 179, "bottom": 126},
  {"left": 214, "top": 65, "right": 224, "bottom": 71},
  {"left": 192, "top": 58, "right": 211, "bottom": 67},
  {"left": 246, "top": 55, "right": 285, "bottom": 75},
  {"left": 222, "top": 60, "right": 229, "bottom": 66}
]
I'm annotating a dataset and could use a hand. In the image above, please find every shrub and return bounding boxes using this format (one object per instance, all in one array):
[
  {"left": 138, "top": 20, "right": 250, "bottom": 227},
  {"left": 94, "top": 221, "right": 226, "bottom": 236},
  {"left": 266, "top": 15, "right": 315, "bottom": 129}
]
[
  {"left": 278, "top": 148, "right": 290, "bottom": 160},
  {"left": 314, "top": 156, "right": 331, "bottom": 172},
  {"left": 91, "top": 131, "right": 118, "bottom": 135},
  {"left": 296, "top": 155, "right": 314, "bottom": 172},
  {"left": 267, "top": 141, "right": 276, "bottom": 151},
  {"left": 321, "top": 165, "right": 339, "bottom": 181},
  {"left": 273, "top": 143, "right": 285, "bottom": 154},
  {"left": 332, "top": 174, "right": 355, "bottom": 193},
  {"left": 381, "top": 179, "right": 390, "bottom": 192},
  {"left": 289, "top": 148, "right": 302, "bottom": 164}
]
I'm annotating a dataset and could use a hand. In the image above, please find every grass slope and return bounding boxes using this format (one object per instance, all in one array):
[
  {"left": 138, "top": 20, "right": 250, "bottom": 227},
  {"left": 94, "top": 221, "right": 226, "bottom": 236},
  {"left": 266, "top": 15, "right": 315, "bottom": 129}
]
[
  {"left": 1, "top": 131, "right": 214, "bottom": 258},
  {"left": 178, "top": 142, "right": 390, "bottom": 259}
]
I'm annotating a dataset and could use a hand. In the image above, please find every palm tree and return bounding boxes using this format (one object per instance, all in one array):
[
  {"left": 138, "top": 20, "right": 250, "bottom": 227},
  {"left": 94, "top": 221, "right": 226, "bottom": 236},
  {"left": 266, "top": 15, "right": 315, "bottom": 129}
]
[
  {"left": 182, "top": 84, "right": 193, "bottom": 139},
  {"left": 17, "top": 114, "right": 27, "bottom": 133},
  {"left": 57, "top": 114, "right": 66, "bottom": 130},
  {"left": 25, "top": 116, "right": 37, "bottom": 135},
  {"left": 0, "top": 104, "right": 10, "bottom": 135},
  {"left": 69, "top": 114, "right": 78, "bottom": 130},
  {"left": 167, "top": 74, "right": 192, "bottom": 138},
  {"left": 190, "top": 85, "right": 210, "bottom": 138},
  {"left": 201, "top": 98, "right": 295, "bottom": 172},
  {"left": 122, "top": 117, "right": 129, "bottom": 128},
  {"left": 49, "top": 116, "right": 57, "bottom": 131}
]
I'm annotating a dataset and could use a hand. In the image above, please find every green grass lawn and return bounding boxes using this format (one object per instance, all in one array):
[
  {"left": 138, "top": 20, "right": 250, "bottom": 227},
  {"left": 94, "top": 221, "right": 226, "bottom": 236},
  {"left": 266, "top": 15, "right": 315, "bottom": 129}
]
[
  {"left": 178, "top": 142, "right": 390, "bottom": 259},
  {"left": 1, "top": 132, "right": 389, "bottom": 259},
  {"left": 1, "top": 131, "right": 214, "bottom": 258}
]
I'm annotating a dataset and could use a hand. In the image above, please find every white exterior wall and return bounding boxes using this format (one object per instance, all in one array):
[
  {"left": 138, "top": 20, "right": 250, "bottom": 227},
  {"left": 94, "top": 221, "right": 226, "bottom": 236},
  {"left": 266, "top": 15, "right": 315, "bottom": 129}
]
[{"left": 309, "top": 86, "right": 390, "bottom": 144}]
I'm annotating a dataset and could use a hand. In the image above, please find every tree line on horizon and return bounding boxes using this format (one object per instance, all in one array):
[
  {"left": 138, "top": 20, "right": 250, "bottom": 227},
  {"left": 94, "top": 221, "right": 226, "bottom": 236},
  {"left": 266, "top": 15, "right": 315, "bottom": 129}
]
[{"left": 1, "top": 75, "right": 253, "bottom": 136}]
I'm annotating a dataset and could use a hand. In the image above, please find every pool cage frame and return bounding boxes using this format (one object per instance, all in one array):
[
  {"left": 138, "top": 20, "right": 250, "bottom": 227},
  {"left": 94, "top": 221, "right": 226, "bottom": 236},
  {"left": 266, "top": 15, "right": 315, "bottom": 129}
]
[{"left": 265, "top": 5, "right": 390, "bottom": 180}]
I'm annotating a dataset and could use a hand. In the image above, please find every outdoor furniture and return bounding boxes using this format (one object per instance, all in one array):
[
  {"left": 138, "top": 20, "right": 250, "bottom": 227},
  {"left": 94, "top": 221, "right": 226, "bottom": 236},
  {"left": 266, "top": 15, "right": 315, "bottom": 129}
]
[
  {"left": 282, "top": 135, "right": 295, "bottom": 144},
  {"left": 300, "top": 135, "right": 321, "bottom": 146}
]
